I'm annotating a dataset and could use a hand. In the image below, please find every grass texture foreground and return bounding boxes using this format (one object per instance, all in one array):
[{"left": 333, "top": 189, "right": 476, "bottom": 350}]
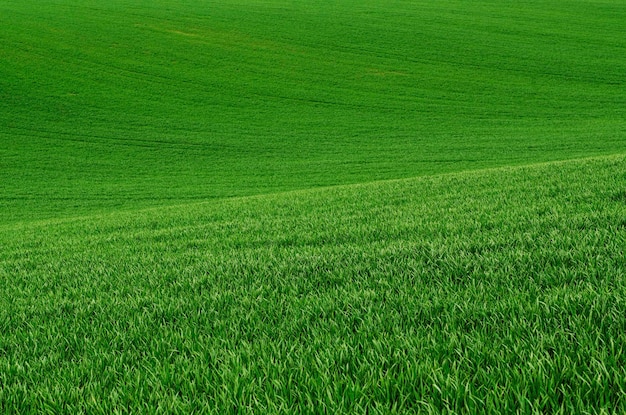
[
  {"left": 1, "top": 0, "right": 626, "bottom": 413},
  {"left": 2, "top": 156, "right": 626, "bottom": 413}
]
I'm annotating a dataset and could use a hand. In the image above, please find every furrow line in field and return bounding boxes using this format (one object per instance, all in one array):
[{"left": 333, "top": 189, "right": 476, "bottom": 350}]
[{"left": 0, "top": 125, "right": 217, "bottom": 151}]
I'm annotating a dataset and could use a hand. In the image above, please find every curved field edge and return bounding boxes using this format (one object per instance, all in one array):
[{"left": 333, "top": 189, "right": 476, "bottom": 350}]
[{"left": 1, "top": 154, "right": 626, "bottom": 413}]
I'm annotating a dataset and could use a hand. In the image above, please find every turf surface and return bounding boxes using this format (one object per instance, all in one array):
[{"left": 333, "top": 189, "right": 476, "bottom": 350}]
[
  {"left": 2, "top": 156, "right": 626, "bottom": 413},
  {"left": 1, "top": 0, "right": 626, "bottom": 413}
]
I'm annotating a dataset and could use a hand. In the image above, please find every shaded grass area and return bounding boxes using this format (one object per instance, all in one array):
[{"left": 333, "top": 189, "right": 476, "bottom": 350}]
[
  {"left": 1, "top": 0, "right": 625, "bottom": 223},
  {"left": 1, "top": 155, "right": 625, "bottom": 413}
]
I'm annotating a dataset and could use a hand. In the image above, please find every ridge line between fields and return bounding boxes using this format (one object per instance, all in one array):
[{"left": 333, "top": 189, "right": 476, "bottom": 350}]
[{"left": 2, "top": 152, "right": 625, "bottom": 231}]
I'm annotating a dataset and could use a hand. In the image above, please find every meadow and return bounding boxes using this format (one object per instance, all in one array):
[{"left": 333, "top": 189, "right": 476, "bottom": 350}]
[
  {"left": 1, "top": 0, "right": 625, "bottom": 413},
  {"left": 1, "top": 0, "right": 624, "bottom": 223},
  {"left": 2, "top": 156, "right": 626, "bottom": 413}
]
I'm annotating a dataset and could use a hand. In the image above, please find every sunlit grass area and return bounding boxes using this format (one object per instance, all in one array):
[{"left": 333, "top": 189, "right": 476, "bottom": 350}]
[
  {"left": 2, "top": 155, "right": 626, "bottom": 413},
  {"left": 1, "top": 0, "right": 625, "bottom": 412}
]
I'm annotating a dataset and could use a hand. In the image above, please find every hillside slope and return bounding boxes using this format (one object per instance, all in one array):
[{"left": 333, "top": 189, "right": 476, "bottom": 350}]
[
  {"left": 1, "top": 155, "right": 625, "bottom": 413},
  {"left": 1, "top": 0, "right": 625, "bottom": 223}
]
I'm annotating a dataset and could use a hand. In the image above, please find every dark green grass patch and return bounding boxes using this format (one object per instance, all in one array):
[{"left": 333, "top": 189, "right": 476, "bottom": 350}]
[
  {"left": 1, "top": 155, "right": 625, "bottom": 413},
  {"left": 1, "top": 0, "right": 625, "bottom": 223}
]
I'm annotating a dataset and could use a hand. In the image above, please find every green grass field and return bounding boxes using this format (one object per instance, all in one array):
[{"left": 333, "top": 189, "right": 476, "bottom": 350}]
[{"left": 1, "top": 0, "right": 625, "bottom": 413}]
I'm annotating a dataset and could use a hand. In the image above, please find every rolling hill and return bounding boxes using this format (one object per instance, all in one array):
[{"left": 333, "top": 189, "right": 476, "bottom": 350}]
[
  {"left": 1, "top": 0, "right": 625, "bottom": 413},
  {"left": 2, "top": 155, "right": 626, "bottom": 413},
  {"left": 1, "top": 0, "right": 624, "bottom": 223}
]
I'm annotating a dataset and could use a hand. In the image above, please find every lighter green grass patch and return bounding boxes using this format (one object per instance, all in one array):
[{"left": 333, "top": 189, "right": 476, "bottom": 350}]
[{"left": 1, "top": 155, "right": 625, "bottom": 413}]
